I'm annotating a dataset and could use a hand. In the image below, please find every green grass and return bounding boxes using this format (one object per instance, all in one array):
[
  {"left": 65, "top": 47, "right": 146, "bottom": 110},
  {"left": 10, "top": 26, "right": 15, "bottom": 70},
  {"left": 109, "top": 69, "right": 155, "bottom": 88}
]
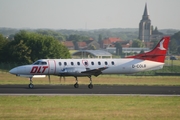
[{"left": 0, "top": 96, "right": 180, "bottom": 120}]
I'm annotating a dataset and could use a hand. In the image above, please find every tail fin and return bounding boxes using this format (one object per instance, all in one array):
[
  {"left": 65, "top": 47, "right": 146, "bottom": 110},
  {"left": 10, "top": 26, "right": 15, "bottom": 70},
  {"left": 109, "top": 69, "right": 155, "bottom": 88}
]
[{"left": 126, "top": 36, "right": 170, "bottom": 63}]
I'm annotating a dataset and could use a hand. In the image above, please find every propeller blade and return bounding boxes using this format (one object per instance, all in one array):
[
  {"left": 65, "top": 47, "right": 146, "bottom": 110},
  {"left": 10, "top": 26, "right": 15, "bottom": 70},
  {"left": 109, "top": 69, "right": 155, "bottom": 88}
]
[
  {"left": 59, "top": 76, "right": 66, "bottom": 82},
  {"left": 59, "top": 76, "right": 61, "bottom": 82},
  {"left": 48, "top": 75, "right": 51, "bottom": 84}
]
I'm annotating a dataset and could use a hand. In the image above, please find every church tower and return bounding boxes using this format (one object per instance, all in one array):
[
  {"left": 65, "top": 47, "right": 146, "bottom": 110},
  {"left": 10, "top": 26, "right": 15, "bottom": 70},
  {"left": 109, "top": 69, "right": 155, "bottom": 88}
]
[{"left": 139, "top": 3, "right": 151, "bottom": 42}]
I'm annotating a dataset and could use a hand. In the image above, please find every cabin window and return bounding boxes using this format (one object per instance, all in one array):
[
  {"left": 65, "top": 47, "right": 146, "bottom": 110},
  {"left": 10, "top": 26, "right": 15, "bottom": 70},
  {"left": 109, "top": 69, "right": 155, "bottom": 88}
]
[
  {"left": 71, "top": 62, "right": 74, "bottom": 66},
  {"left": 105, "top": 61, "right": 108, "bottom": 65},
  {"left": 59, "top": 62, "right": 61, "bottom": 66},
  {"left": 64, "top": 62, "right": 67, "bottom": 66},
  {"left": 98, "top": 61, "right": 101, "bottom": 65},
  {"left": 77, "top": 62, "right": 80, "bottom": 66},
  {"left": 91, "top": 62, "right": 94, "bottom": 65},
  {"left": 111, "top": 61, "right": 115, "bottom": 65},
  {"left": 84, "top": 62, "right": 88, "bottom": 66}
]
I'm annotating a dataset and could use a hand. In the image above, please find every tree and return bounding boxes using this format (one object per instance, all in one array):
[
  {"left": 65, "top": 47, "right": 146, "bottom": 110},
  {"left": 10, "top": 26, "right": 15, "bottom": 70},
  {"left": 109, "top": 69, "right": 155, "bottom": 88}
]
[
  {"left": 132, "top": 39, "right": 144, "bottom": 48},
  {"left": 139, "top": 49, "right": 144, "bottom": 54},
  {"left": 0, "top": 34, "right": 8, "bottom": 52},
  {"left": 36, "top": 30, "right": 66, "bottom": 41},
  {"left": 169, "top": 38, "right": 178, "bottom": 54},
  {"left": 177, "top": 46, "right": 180, "bottom": 55},
  {"left": 8, "top": 40, "right": 31, "bottom": 63},
  {"left": 151, "top": 39, "right": 159, "bottom": 49},
  {"left": 169, "top": 31, "right": 180, "bottom": 54},
  {"left": 3, "top": 31, "right": 71, "bottom": 63},
  {"left": 0, "top": 34, "right": 9, "bottom": 62},
  {"left": 68, "top": 34, "right": 89, "bottom": 42}
]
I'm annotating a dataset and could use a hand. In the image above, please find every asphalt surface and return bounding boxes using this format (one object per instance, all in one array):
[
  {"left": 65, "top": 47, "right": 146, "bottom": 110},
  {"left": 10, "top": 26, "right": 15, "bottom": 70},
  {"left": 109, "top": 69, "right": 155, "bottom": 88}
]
[{"left": 0, "top": 84, "right": 180, "bottom": 95}]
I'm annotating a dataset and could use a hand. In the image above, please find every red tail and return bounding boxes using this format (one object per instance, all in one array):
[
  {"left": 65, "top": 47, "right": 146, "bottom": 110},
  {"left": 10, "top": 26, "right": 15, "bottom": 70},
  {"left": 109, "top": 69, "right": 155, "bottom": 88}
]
[{"left": 126, "top": 36, "right": 170, "bottom": 63}]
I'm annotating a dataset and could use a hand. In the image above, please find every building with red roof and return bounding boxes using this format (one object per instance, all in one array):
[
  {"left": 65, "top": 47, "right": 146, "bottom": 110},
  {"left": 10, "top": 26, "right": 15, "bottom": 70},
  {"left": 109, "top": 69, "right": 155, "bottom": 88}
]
[
  {"left": 102, "top": 37, "right": 122, "bottom": 48},
  {"left": 62, "top": 41, "right": 74, "bottom": 50}
]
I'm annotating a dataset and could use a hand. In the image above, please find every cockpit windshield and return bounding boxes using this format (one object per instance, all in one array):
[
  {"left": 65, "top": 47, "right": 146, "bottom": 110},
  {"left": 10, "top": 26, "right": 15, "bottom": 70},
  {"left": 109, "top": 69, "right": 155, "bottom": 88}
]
[{"left": 32, "top": 61, "right": 47, "bottom": 65}]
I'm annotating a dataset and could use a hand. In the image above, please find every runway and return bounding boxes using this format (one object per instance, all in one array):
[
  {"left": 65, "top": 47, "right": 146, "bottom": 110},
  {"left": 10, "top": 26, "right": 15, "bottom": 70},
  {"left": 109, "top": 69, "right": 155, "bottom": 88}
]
[{"left": 0, "top": 84, "right": 180, "bottom": 95}]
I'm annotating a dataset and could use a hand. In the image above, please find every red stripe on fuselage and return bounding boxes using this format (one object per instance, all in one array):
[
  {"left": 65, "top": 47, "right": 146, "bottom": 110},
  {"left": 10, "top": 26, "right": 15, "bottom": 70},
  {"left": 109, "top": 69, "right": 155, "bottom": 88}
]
[
  {"left": 48, "top": 60, "right": 50, "bottom": 74},
  {"left": 53, "top": 59, "right": 56, "bottom": 74}
]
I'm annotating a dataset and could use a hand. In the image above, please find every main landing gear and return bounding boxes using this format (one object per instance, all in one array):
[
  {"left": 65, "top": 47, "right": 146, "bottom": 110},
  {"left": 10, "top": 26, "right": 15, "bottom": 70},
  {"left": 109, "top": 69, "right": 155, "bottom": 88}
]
[
  {"left": 28, "top": 77, "right": 34, "bottom": 89},
  {"left": 74, "top": 76, "right": 93, "bottom": 89}
]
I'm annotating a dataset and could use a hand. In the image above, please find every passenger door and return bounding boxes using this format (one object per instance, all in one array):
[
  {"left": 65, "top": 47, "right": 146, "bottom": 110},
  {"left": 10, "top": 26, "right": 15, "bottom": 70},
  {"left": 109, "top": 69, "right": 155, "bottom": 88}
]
[{"left": 48, "top": 60, "right": 56, "bottom": 74}]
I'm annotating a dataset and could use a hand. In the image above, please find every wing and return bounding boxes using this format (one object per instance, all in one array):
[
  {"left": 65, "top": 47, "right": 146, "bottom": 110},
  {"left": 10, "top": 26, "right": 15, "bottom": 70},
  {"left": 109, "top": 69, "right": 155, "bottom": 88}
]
[{"left": 81, "top": 67, "right": 108, "bottom": 77}]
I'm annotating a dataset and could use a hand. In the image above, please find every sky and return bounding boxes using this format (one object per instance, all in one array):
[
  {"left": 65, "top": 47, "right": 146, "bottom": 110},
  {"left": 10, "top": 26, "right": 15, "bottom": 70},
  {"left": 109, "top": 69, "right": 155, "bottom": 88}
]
[{"left": 0, "top": 0, "right": 180, "bottom": 30}]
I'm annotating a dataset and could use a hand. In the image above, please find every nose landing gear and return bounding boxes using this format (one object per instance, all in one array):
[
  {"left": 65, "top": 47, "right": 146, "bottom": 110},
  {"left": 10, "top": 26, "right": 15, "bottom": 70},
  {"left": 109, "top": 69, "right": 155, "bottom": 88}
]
[{"left": 28, "top": 77, "right": 34, "bottom": 89}]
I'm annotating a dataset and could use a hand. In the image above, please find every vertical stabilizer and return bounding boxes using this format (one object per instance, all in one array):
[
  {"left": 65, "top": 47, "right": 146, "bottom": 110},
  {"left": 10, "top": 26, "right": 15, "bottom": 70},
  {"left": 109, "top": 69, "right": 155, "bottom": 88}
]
[{"left": 126, "top": 36, "right": 170, "bottom": 63}]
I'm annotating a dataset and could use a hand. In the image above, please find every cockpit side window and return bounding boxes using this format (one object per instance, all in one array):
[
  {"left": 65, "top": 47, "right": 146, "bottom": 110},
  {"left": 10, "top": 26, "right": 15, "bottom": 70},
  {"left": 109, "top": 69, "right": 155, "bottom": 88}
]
[
  {"left": 33, "top": 61, "right": 40, "bottom": 65},
  {"left": 41, "top": 62, "right": 47, "bottom": 65},
  {"left": 33, "top": 61, "right": 47, "bottom": 65}
]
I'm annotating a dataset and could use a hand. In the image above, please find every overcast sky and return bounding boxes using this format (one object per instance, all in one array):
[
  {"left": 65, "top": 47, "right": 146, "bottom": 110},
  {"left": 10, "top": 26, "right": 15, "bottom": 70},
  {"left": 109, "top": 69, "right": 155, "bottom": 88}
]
[{"left": 0, "top": 0, "right": 180, "bottom": 30}]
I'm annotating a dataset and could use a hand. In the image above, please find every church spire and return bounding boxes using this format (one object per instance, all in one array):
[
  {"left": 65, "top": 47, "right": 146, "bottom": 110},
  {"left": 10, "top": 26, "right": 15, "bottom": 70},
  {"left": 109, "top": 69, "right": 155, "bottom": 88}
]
[
  {"left": 142, "top": 3, "right": 150, "bottom": 20},
  {"left": 143, "top": 3, "right": 148, "bottom": 16}
]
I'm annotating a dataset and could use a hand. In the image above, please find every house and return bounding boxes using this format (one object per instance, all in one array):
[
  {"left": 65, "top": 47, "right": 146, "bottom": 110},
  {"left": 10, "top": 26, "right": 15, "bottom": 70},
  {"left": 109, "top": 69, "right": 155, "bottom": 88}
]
[
  {"left": 77, "top": 41, "right": 87, "bottom": 50},
  {"left": 86, "top": 40, "right": 100, "bottom": 50},
  {"left": 102, "top": 37, "right": 122, "bottom": 48},
  {"left": 119, "top": 40, "right": 132, "bottom": 48},
  {"left": 62, "top": 41, "right": 74, "bottom": 50}
]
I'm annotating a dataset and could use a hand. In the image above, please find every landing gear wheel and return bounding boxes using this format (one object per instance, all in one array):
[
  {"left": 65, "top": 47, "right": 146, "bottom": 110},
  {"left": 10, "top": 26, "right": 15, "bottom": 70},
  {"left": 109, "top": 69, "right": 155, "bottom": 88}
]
[
  {"left": 74, "top": 83, "right": 79, "bottom": 88},
  {"left": 28, "top": 84, "right": 34, "bottom": 89},
  {"left": 88, "top": 84, "right": 93, "bottom": 89}
]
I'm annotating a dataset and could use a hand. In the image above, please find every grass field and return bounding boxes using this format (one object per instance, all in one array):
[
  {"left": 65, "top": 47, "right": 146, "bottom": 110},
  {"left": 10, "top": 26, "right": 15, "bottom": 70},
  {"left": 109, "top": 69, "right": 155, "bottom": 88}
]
[
  {"left": 0, "top": 96, "right": 180, "bottom": 120},
  {"left": 0, "top": 73, "right": 180, "bottom": 120}
]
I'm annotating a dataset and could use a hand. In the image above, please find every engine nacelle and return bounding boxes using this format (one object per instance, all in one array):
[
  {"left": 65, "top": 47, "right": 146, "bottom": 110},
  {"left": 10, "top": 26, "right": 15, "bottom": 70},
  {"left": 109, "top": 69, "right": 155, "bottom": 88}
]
[{"left": 59, "top": 67, "right": 89, "bottom": 76}]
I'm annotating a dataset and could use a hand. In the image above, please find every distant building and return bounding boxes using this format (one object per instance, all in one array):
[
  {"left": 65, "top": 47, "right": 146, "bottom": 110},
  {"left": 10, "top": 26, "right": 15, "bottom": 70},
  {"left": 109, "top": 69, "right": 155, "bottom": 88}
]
[
  {"left": 139, "top": 3, "right": 151, "bottom": 42},
  {"left": 77, "top": 41, "right": 87, "bottom": 50},
  {"left": 62, "top": 38, "right": 100, "bottom": 50},
  {"left": 62, "top": 41, "right": 74, "bottom": 50},
  {"left": 102, "top": 37, "right": 122, "bottom": 48},
  {"left": 72, "top": 50, "right": 112, "bottom": 58},
  {"left": 106, "top": 47, "right": 150, "bottom": 54}
]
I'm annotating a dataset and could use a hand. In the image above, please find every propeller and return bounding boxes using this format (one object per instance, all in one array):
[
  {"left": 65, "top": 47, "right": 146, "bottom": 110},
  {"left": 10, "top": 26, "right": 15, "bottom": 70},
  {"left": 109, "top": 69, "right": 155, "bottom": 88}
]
[
  {"left": 59, "top": 76, "right": 66, "bottom": 82},
  {"left": 48, "top": 75, "right": 51, "bottom": 84}
]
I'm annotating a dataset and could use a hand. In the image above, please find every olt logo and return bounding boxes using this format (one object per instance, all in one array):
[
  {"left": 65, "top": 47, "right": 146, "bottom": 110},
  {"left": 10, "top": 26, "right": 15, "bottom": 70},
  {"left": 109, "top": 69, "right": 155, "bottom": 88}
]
[{"left": 30, "top": 66, "right": 48, "bottom": 73}]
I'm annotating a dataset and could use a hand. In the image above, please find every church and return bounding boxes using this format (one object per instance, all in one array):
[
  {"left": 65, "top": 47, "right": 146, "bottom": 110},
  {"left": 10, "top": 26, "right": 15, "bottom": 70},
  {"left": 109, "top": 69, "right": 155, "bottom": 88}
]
[{"left": 139, "top": 4, "right": 164, "bottom": 43}]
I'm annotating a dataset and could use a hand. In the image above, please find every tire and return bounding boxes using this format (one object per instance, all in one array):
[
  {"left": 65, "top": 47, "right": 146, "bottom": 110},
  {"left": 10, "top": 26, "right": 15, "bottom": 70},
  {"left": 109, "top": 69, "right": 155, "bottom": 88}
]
[
  {"left": 74, "top": 83, "right": 79, "bottom": 88},
  {"left": 28, "top": 84, "right": 34, "bottom": 89},
  {"left": 88, "top": 84, "right": 93, "bottom": 89}
]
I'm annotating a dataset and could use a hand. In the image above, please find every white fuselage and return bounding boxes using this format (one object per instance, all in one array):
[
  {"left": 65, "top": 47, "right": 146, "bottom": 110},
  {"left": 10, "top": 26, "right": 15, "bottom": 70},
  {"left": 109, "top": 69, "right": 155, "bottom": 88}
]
[{"left": 10, "top": 58, "right": 164, "bottom": 77}]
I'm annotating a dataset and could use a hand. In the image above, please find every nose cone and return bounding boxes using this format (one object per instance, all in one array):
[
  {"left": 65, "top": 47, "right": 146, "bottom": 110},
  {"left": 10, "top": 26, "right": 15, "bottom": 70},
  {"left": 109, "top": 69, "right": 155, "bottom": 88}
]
[{"left": 9, "top": 68, "right": 18, "bottom": 75}]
